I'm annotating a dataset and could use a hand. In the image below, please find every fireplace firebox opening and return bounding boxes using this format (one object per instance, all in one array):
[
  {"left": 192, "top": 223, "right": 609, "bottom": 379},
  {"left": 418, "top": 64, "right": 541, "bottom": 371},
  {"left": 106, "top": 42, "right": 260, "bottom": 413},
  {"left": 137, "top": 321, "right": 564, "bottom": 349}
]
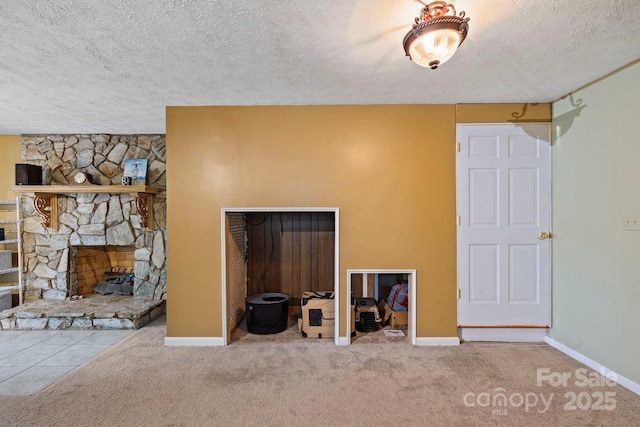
[{"left": 69, "top": 245, "right": 135, "bottom": 296}]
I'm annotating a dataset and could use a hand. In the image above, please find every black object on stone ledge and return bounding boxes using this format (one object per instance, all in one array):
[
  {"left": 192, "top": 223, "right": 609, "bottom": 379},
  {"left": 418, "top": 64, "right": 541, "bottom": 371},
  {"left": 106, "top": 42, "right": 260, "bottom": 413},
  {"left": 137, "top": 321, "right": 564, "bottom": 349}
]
[{"left": 15, "top": 164, "right": 43, "bottom": 185}]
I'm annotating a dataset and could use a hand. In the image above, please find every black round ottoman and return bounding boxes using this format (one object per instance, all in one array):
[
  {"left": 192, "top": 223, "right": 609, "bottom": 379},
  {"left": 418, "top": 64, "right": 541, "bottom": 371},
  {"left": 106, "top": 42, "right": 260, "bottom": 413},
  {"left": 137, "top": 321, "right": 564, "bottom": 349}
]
[{"left": 245, "top": 292, "right": 290, "bottom": 334}]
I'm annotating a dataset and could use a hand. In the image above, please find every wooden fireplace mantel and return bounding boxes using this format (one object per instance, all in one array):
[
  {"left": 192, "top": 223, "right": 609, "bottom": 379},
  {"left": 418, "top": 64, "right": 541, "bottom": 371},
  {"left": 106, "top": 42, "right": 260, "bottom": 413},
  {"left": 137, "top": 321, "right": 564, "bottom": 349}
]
[{"left": 11, "top": 185, "right": 161, "bottom": 230}]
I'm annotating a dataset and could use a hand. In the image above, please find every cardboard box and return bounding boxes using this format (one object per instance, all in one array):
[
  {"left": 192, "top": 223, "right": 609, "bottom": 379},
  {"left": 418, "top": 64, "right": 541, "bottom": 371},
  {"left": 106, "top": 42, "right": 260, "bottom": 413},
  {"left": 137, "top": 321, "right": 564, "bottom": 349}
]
[
  {"left": 389, "top": 307, "right": 408, "bottom": 329},
  {"left": 301, "top": 291, "right": 335, "bottom": 338},
  {"left": 0, "top": 250, "right": 12, "bottom": 270},
  {"left": 378, "top": 300, "right": 408, "bottom": 329}
]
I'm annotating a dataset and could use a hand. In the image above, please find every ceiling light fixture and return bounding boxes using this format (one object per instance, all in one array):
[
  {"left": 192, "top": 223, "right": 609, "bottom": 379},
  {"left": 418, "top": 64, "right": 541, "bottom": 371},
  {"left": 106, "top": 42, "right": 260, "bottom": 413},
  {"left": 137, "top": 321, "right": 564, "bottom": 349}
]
[{"left": 402, "top": 1, "right": 470, "bottom": 70}]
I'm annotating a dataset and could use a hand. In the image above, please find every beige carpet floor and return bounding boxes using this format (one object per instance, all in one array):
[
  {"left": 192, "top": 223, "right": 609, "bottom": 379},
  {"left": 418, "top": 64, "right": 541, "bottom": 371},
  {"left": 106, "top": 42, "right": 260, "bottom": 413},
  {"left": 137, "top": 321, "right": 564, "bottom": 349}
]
[{"left": 1, "top": 316, "right": 639, "bottom": 426}]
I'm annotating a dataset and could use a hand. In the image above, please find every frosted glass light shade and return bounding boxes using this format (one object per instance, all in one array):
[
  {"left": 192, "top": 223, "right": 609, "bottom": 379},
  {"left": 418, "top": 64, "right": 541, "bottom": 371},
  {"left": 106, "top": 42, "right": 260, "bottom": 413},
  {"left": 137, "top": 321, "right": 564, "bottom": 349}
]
[
  {"left": 402, "top": 2, "right": 469, "bottom": 70},
  {"left": 407, "top": 28, "right": 462, "bottom": 69}
]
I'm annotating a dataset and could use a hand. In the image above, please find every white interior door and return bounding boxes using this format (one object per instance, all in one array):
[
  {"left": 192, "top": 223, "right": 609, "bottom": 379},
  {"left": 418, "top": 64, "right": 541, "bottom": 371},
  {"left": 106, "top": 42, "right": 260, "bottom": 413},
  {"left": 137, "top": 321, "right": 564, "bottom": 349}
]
[{"left": 457, "top": 124, "right": 551, "bottom": 327}]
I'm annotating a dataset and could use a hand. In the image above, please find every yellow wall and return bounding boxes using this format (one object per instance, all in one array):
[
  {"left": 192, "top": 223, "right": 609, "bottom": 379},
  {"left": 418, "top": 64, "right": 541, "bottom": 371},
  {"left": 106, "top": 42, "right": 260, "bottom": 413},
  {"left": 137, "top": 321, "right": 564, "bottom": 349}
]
[
  {"left": 456, "top": 103, "right": 551, "bottom": 123},
  {"left": 0, "top": 135, "right": 21, "bottom": 200},
  {"left": 165, "top": 104, "right": 551, "bottom": 340}
]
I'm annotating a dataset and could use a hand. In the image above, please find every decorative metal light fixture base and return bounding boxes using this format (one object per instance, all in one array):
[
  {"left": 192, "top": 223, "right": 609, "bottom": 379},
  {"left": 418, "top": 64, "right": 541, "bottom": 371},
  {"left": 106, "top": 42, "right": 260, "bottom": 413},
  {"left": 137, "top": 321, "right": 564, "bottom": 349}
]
[{"left": 403, "top": 1, "right": 470, "bottom": 69}]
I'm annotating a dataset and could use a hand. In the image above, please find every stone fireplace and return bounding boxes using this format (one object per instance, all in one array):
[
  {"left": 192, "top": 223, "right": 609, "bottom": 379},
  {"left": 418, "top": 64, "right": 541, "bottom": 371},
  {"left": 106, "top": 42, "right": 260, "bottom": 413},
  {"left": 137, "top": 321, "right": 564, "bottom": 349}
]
[{"left": 18, "top": 134, "right": 167, "bottom": 302}]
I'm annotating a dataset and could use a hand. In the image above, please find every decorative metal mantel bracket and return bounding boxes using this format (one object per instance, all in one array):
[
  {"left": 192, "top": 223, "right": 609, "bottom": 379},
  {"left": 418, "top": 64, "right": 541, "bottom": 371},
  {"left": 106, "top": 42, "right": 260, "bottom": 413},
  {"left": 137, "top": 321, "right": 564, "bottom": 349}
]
[
  {"left": 34, "top": 193, "right": 58, "bottom": 230},
  {"left": 33, "top": 192, "right": 155, "bottom": 231},
  {"left": 14, "top": 185, "right": 159, "bottom": 231},
  {"left": 133, "top": 193, "right": 154, "bottom": 230},
  {"left": 33, "top": 193, "right": 154, "bottom": 230}
]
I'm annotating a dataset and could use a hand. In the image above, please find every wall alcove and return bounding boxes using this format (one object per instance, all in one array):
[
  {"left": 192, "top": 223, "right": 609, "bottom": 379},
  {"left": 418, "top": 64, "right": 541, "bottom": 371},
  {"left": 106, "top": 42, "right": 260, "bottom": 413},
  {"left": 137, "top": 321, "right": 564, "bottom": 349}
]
[
  {"left": 347, "top": 269, "right": 416, "bottom": 345},
  {"left": 222, "top": 208, "right": 339, "bottom": 344}
]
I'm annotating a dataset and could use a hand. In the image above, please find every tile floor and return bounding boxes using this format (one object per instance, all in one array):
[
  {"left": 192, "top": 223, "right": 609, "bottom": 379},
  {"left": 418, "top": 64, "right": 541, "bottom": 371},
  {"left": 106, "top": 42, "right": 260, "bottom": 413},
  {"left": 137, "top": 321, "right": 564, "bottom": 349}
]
[{"left": 0, "top": 328, "right": 132, "bottom": 395}]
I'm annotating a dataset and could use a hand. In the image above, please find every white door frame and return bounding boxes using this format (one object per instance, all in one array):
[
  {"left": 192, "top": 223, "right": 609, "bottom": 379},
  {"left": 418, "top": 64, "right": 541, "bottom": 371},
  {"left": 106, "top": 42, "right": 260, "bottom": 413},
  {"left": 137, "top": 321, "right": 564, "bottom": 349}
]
[
  {"left": 345, "top": 269, "right": 416, "bottom": 345},
  {"left": 221, "top": 207, "right": 340, "bottom": 345}
]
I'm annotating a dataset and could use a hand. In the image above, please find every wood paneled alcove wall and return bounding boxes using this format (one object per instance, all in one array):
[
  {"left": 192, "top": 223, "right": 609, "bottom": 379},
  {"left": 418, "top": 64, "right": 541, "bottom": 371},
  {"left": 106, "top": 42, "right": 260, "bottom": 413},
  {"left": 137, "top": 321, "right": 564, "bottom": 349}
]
[{"left": 245, "top": 212, "right": 335, "bottom": 309}]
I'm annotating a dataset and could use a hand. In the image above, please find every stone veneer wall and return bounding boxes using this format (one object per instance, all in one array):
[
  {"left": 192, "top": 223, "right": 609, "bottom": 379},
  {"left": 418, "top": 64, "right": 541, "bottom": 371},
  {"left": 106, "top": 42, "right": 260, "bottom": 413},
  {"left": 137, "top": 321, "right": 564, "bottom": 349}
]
[{"left": 19, "top": 134, "right": 166, "bottom": 301}]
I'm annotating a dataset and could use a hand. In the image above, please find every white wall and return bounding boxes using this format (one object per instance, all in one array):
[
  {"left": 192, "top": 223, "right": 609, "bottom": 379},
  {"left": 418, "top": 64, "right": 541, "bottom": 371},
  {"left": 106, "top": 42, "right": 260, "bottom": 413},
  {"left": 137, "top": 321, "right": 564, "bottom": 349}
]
[{"left": 550, "top": 62, "right": 640, "bottom": 384}]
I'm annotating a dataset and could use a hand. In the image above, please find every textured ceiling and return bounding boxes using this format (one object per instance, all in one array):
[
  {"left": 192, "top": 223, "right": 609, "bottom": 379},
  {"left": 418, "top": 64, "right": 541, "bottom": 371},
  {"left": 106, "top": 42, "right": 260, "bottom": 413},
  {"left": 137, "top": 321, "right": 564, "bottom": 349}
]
[{"left": 1, "top": 0, "right": 640, "bottom": 134}]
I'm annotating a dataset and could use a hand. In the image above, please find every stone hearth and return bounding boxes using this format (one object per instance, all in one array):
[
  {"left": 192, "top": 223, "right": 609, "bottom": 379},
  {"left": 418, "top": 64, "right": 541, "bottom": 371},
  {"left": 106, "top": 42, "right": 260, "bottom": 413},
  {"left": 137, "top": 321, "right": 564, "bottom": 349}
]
[{"left": 0, "top": 294, "right": 164, "bottom": 330}]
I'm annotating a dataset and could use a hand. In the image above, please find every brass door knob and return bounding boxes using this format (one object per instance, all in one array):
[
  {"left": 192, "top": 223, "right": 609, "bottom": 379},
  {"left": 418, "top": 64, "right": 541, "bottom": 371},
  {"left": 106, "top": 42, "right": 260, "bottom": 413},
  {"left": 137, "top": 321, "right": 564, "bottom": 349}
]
[{"left": 538, "top": 231, "right": 551, "bottom": 240}]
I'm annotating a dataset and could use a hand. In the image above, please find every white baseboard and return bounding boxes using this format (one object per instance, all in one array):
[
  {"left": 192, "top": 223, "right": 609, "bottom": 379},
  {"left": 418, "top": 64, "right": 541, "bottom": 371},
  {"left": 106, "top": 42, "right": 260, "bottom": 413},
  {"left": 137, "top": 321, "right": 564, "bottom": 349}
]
[
  {"left": 164, "top": 337, "right": 225, "bottom": 346},
  {"left": 545, "top": 336, "right": 640, "bottom": 396},
  {"left": 460, "top": 328, "right": 546, "bottom": 342},
  {"left": 336, "top": 337, "right": 350, "bottom": 346},
  {"left": 415, "top": 337, "right": 460, "bottom": 346}
]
